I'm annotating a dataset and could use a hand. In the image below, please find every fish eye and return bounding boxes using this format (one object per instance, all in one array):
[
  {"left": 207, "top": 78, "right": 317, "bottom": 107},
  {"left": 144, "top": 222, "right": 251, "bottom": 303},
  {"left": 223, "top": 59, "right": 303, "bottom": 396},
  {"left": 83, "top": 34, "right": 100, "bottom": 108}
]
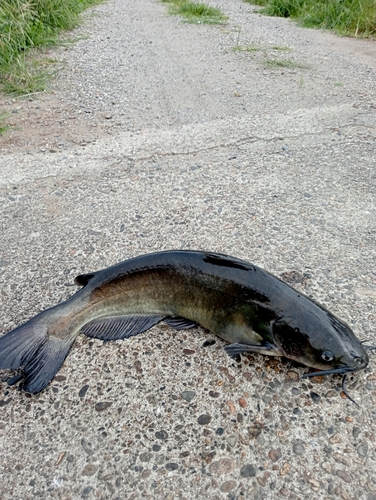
[{"left": 321, "top": 350, "right": 334, "bottom": 362}]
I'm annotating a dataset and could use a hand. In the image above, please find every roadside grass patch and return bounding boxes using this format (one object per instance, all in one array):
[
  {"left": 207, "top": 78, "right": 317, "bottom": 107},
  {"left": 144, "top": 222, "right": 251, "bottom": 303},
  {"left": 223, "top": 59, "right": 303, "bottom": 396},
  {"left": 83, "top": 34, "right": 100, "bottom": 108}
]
[
  {"left": 244, "top": 0, "right": 376, "bottom": 37},
  {"left": 162, "top": 0, "right": 228, "bottom": 24},
  {"left": 0, "top": 0, "right": 104, "bottom": 95}
]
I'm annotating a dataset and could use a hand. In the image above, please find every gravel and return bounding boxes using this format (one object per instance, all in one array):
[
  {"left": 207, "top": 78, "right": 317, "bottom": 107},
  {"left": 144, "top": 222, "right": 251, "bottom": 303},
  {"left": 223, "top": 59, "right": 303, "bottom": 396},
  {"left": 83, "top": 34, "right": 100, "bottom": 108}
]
[{"left": 0, "top": 0, "right": 376, "bottom": 499}]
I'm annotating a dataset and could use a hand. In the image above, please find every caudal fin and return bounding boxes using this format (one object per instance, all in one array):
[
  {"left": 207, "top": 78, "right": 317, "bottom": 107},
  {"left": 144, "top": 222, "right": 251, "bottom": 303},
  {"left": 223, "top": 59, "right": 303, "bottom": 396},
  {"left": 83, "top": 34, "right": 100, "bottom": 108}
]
[{"left": 0, "top": 314, "right": 75, "bottom": 394}]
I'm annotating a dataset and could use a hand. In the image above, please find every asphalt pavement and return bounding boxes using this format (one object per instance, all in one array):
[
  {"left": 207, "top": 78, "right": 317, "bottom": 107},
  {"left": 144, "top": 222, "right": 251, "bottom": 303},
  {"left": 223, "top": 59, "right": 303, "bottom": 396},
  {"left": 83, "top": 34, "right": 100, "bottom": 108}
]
[{"left": 0, "top": 0, "right": 375, "bottom": 498}]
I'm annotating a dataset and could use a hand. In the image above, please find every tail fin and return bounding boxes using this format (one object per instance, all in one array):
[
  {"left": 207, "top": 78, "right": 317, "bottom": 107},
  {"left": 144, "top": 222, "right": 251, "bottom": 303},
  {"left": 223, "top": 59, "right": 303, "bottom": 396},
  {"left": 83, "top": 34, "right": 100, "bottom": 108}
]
[{"left": 0, "top": 314, "right": 75, "bottom": 394}]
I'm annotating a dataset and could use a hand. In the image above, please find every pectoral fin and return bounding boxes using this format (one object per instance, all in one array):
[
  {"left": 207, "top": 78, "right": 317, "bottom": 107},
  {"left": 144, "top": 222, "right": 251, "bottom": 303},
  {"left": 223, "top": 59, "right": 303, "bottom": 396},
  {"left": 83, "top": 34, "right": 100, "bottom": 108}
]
[
  {"left": 224, "top": 342, "right": 283, "bottom": 358},
  {"left": 164, "top": 317, "right": 198, "bottom": 330}
]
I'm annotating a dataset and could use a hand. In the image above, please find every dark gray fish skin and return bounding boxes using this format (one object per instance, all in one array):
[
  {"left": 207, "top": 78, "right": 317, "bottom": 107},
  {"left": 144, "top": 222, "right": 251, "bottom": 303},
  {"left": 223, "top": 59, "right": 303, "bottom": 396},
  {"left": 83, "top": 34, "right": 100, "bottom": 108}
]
[{"left": 0, "top": 250, "right": 369, "bottom": 394}]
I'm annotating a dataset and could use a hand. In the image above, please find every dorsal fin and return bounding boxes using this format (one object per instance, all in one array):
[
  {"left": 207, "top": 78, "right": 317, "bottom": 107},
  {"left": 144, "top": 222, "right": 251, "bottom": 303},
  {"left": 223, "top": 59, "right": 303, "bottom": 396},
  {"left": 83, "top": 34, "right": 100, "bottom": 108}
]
[{"left": 74, "top": 272, "right": 96, "bottom": 287}]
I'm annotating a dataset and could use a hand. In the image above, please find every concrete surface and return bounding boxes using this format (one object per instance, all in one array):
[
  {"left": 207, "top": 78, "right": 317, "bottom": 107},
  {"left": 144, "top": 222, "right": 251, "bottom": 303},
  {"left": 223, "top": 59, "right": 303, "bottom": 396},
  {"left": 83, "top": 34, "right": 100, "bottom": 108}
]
[{"left": 0, "top": 0, "right": 376, "bottom": 499}]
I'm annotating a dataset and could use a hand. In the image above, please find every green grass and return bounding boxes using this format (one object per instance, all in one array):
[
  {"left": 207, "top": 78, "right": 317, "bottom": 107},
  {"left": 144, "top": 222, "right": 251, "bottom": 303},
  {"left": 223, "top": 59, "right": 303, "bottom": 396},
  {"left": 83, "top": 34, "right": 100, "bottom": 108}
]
[
  {"left": 233, "top": 43, "right": 291, "bottom": 51},
  {"left": 0, "top": 111, "right": 11, "bottom": 134},
  {"left": 264, "top": 57, "right": 308, "bottom": 68},
  {"left": 0, "top": 0, "right": 104, "bottom": 95},
  {"left": 244, "top": 0, "right": 376, "bottom": 37},
  {"left": 162, "top": 0, "right": 228, "bottom": 24}
]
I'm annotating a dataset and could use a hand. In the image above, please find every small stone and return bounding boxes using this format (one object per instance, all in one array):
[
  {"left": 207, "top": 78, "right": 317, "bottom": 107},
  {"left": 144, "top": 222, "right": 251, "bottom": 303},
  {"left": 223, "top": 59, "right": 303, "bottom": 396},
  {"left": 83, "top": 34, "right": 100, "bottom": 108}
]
[
  {"left": 257, "top": 471, "right": 270, "bottom": 486},
  {"left": 337, "top": 470, "right": 352, "bottom": 483},
  {"left": 240, "top": 464, "right": 256, "bottom": 478},
  {"left": 216, "top": 428, "right": 224, "bottom": 435},
  {"left": 310, "top": 391, "right": 321, "bottom": 403},
  {"left": 165, "top": 463, "right": 178, "bottom": 471},
  {"left": 155, "top": 430, "right": 168, "bottom": 440},
  {"left": 95, "top": 401, "right": 112, "bottom": 412},
  {"left": 82, "top": 464, "right": 98, "bottom": 476},
  {"left": 286, "top": 371, "right": 299, "bottom": 381},
  {"left": 248, "top": 422, "right": 263, "bottom": 439},
  {"left": 79, "top": 385, "right": 89, "bottom": 398},
  {"left": 280, "top": 463, "right": 291, "bottom": 476},
  {"left": 210, "top": 458, "right": 234, "bottom": 475},
  {"left": 152, "top": 444, "right": 161, "bottom": 452},
  {"left": 219, "top": 366, "right": 235, "bottom": 383},
  {"left": 181, "top": 391, "right": 195, "bottom": 402},
  {"left": 182, "top": 349, "right": 195, "bottom": 355},
  {"left": 321, "top": 462, "right": 332, "bottom": 473},
  {"left": 353, "top": 427, "right": 361, "bottom": 439},
  {"left": 82, "top": 486, "right": 93, "bottom": 498},
  {"left": 220, "top": 480, "right": 236, "bottom": 492},
  {"left": 227, "top": 400, "right": 236, "bottom": 414},
  {"left": 155, "top": 454, "right": 165, "bottom": 465},
  {"left": 357, "top": 443, "right": 368, "bottom": 457},
  {"left": 139, "top": 452, "right": 152, "bottom": 463},
  {"left": 269, "top": 449, "right": 282, "bottom": 462},
  {"left": 209, "top": 391, "right": 220, "bottom": 398},
  {"left": 197, "top": 414, "right": 211, "bottom": 425},
  {"left": 292, "top": 442, "right": 305, "bottom": 455},
  {"left": 227, "top": 435, "right": 237, "bottom": 447},
  {"left": 326, "top": 390, "right": 337, "bottom": 398},
  {"left": 238, "top": 397, "right": 247, "bottom": 408},
  {"left": 202, "top": 340, "right": 216, "bottom": 347},
  {"left": 333, "top": 453, "right": 350, "bottom": 466},
  {"left": 308, "top": 478, "right": 320, "bottom": 492},
  {"left": 81, "top": 438, "right": 94, "bottom": 455},
  {"left": 329, "top": 433, "right": 342, "bottom": 444}
]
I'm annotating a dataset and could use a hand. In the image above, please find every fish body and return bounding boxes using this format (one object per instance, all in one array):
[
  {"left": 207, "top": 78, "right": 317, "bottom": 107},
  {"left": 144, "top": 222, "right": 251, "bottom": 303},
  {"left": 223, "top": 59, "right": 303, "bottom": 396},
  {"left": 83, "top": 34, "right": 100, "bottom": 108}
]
[{"left": 0, "top": 250, "right": 369, "bottom": 394}]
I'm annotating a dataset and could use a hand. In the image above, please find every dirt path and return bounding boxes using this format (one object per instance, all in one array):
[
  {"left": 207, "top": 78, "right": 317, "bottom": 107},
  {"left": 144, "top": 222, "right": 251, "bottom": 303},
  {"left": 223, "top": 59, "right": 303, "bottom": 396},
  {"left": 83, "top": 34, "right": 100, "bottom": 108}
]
[{"left": 0, "top": 1, "right": 375, "bottom": 499}]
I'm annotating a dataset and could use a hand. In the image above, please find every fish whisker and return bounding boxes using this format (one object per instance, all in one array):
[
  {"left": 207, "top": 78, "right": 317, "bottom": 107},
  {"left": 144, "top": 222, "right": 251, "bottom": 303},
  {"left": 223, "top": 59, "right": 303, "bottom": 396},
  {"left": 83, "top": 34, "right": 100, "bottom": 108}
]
[
  {"left": 341, "top": 373, "right": 360, "bottom": 408},
  {"left": 360, "top": 340, "right": 376, "bottom": 352},
  {"left": 302, "top": 367, "right": 360, "bottom": 407},
  {"left": 302, "top": 367, "right": 353, "bottom": 378}
]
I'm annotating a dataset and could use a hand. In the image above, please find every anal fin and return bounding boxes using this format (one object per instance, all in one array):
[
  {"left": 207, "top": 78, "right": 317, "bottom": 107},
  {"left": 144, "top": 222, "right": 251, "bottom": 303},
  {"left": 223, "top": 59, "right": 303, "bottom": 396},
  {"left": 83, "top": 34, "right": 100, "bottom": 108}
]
[{"left": 80, "top": 315, "right": 165, "bottom": 341}]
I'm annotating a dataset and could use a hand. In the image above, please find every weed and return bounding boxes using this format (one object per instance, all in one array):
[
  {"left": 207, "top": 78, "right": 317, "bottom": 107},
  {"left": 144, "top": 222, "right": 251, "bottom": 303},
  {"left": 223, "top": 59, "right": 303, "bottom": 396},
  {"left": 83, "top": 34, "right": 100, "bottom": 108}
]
[
  {"left": 264, "top": 58, "right": 308, "bottom": 68},
  {"left": 162, "top": 0, "right": 228, "bottom": 24},
  {"left": 233, "top": 44, "right": 291, "bottom": 52},
  {"left": 245, "top": 0, "right": 376, "bottom": 37},
  {"left": 0, "top": 53, "right": 60, "bottom": 95},
  {"left": 233, "top": 44, "right": 263, "bottom": 52},
  {"left": 0, "top": 111, "right": 11, "bottom": 134},
  {"left": 0, "top": 0, "right": 104, "bottom": 95}
]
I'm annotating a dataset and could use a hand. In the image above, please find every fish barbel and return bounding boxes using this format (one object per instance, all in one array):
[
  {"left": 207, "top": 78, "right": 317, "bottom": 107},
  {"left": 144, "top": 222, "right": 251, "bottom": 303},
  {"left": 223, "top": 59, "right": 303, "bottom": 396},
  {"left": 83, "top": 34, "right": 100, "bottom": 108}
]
[{"left": 0, "top": 251, "right": 369, "bottom": 394}]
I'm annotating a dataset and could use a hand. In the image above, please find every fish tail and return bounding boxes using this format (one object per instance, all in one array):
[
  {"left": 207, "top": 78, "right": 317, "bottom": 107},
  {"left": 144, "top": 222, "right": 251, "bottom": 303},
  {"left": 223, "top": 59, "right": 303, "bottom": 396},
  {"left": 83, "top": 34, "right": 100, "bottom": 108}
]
[{"left": 0, "top": 310, "right": 76, "bottom": 394}]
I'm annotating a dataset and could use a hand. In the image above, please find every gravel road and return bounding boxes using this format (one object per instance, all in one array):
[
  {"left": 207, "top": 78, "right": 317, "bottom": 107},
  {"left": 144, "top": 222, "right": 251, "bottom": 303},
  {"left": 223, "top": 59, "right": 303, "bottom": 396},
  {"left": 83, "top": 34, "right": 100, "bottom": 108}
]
[{"left": 0, "top": 0, "right": 376, "bottom": 499}]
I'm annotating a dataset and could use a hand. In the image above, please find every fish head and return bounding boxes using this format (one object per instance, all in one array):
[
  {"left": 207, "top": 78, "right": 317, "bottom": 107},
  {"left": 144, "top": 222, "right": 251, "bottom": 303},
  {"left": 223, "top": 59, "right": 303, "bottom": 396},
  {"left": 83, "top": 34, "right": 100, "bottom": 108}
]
[{"left": 271, "top": 308, "right": 369, "bottom": 374}]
